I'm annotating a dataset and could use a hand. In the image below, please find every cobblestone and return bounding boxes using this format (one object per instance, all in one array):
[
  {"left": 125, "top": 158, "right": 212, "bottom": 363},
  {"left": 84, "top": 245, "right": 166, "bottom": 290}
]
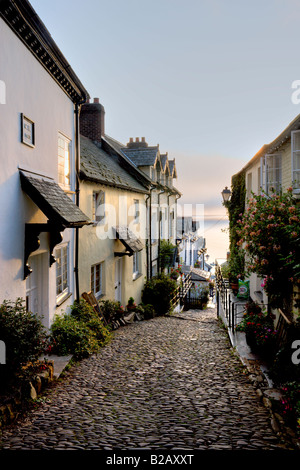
[{"left": 0, "top": 308, "right": 293, "bottom": 450}]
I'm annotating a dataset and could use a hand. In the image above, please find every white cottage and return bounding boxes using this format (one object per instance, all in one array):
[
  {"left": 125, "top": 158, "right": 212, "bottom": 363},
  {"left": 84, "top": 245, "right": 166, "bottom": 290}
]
[{"left": 0, "top": 0, "right": 89, "bottom": 327}]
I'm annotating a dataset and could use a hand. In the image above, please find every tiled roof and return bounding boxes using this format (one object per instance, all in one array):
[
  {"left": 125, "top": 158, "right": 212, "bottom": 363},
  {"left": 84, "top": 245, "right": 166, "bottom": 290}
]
[
  {"left": 120, "top": 146, "right": 160, "bottom": 167},
  {"left": 80, "top": 135, "right": 149, "bottom": 193},
  {"left": 114, "top": 226, "right": 144, "bottom": 254},
  {"left": 20, "top": 171, "right": 89, "bottom": 227},
  {"left": 168, "top": 159, "right": 177, "bottom": 178}
]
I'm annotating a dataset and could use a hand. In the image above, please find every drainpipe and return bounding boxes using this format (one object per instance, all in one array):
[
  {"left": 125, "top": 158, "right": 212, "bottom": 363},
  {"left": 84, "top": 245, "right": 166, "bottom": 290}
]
[
  {"left": 145, "top": 191, "right": 150, "bottom": 281},
  {"left": 157, "top": 187, "right": 165, "bottom": 273},
  {"left": 146, "top": 185, "right": 155, "bottom": 279},
  {"left": 74, "top": 98, "right": 86, "bottom": 302}
]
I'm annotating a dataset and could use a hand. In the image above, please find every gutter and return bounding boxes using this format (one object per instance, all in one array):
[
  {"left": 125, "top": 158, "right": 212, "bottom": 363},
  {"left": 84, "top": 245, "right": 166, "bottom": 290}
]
[{"left": 157, "top": 188, "right": 166, "bottom": 273}]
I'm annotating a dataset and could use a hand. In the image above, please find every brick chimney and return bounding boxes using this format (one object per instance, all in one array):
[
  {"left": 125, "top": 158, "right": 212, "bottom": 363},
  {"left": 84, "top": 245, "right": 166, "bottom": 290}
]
[
  {"left": 126, "top": 137, "right": 148, "bottom": 148},
  {"left": 80, "top": 97, "right": 105, "bottom": 144}
]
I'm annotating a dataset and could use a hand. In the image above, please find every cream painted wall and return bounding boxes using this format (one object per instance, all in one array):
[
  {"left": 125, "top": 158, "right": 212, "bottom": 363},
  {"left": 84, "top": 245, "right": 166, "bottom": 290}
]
[{"left": 79, "top": 181, "right": 147, "bottom": 306}]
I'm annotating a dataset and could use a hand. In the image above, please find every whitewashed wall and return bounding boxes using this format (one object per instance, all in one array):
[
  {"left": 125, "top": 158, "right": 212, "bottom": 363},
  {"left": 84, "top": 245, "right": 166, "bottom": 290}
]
[{"left": 0, "top": 19, "right": 77, "bottom": 327}]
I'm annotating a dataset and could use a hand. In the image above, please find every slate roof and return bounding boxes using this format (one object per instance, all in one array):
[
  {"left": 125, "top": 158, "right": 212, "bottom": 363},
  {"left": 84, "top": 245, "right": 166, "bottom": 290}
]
[
  {"left": 80, "top": 135, "right": 149, "bottom": 193},
  {"left": 160, "top": 154, "right": 169, "bottom": 174},
  {"left": 168, "top": 159, "right": 177, "bottom": 178},
  {"left": 20, "top": 171, "right": 89, "bottom": 228},
  {"left": 120, "top": 146, "right": 160, "bottom": 168},
  {"left": 114, "top": 226, "right": 144, "bottom": 254}
]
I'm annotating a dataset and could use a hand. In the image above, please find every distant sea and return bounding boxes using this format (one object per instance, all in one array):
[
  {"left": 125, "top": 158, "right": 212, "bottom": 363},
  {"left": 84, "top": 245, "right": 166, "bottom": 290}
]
[{"left": 199, "top": 216, "right": 229, "bottom": 263}]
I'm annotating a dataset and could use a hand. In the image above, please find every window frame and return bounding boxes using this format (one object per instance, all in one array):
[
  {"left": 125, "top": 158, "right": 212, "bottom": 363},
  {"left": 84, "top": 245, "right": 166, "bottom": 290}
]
[
  {"left": 291, "top": 129, "right": 300, "bottom": 193},
  {"left": 55, "top": 243, "right": 69, "bottom": 304},
  {"left": 133, "top": 199, "right": 139, "bottom": 224},
  {"left": 93, "top": 190, "right": 105, "bottom": 224},
  {"left": 133, "top": 251, "right": 141, "bottom": 280},
  {"left": 58, "top": 133, "right": 71, "bottom": 189},
  {"left": 91, "top": 262, "right": 103, "bottom": 297},
  {"left": 260, "top": 153, "right": 282, "bottom": 195}
]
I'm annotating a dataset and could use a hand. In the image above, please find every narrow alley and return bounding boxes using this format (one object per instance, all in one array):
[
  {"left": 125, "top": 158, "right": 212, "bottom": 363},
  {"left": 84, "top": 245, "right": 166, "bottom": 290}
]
[{"left": 0, "top": 308, "right": 290, "bottom": 451}]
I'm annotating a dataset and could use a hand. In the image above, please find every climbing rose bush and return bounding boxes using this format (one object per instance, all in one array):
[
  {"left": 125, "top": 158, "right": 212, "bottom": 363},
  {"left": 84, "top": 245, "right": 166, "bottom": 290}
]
[{"left": 236, "top": 188, "right": 300, "bottom": 310}]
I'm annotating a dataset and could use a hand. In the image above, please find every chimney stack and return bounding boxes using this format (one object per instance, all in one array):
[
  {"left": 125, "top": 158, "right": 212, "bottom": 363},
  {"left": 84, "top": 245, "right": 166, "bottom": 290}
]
[
  {"left": 80, "top": 97, "right": 105, "bottom": 144},
  {"left": 126, "top": 137, "right": 148, "bottom": 148}
]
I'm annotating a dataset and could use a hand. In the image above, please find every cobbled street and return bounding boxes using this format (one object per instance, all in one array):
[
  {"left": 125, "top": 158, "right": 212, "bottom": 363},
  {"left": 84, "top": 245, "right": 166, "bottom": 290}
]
[{"left": 0, "top": 308, "right": 289, "bottom": 451}]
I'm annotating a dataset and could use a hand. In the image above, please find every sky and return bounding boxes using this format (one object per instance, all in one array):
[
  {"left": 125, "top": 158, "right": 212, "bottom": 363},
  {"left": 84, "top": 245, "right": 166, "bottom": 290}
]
[{"left": 29, "top": 0, "right": 300, "bottom": 258}]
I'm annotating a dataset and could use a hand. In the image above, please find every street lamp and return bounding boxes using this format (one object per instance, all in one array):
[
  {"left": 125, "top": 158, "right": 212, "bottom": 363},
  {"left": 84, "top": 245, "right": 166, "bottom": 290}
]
[{"left": 221, "top": 186, "right": 231, "bottom": 204}]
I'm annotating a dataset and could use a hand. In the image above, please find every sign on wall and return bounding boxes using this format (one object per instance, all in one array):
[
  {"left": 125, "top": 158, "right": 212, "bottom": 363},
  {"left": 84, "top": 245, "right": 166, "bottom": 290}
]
[{"left": 21, "top": 113, "right": 35, "bottom": 147}]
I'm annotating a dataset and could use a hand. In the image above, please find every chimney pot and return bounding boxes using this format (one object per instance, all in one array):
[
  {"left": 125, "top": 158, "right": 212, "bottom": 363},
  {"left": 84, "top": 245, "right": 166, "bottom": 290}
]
[
  {"left": 94, "top": 97, "right": 100, "bottom": 103},
  {"left": 135, "top": 137, "right": 140, "bottom": 142}
]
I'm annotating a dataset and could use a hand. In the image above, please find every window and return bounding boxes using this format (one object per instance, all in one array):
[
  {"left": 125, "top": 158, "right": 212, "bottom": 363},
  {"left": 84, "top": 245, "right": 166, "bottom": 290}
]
[
  {"left": 257, "top": 167, "right": 261, "bottom": 194},
  {"left": 291, "top": 130, "right": 300, "bottom": 192},
  {"left": 93, "top": 190, "right": 105, "bottom": 223},
  {"left": 91, "top": 262, "right": 103, "bottom": 297},
  {"left": 151, "top": 208, "right": 158, "bottom": 243},
  {"left": 134, "top": 199, "right": 139, "bottom": 224},
  {"left": 261, "top": 153, "right": 282, "bottom": 194},
  {"left": 58, "top": 134, "right": 71, "bottom": 187},
  {"left": 169, "top": 210, "right": 174, "bottom": 239},
  {"left": 55, "top": 244, "right": 69, "bottom": 302},
  {"left": 151, "top": 167, "right": 157, "bottom": 181},
  {"left": 133, "top": 251, "right": 141, "bottom": 279}
]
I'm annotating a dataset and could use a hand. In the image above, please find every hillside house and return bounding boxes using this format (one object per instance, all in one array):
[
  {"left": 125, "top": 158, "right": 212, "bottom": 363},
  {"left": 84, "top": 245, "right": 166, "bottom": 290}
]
[
  {"left": 79, "top": 99, "right": 151, "bottom": 306},
  {"left": 0, "top": 0, "right": 90, "bottom": 327},
  {"left": 232, "top": 114, "right": 300, "bottom": 312}
]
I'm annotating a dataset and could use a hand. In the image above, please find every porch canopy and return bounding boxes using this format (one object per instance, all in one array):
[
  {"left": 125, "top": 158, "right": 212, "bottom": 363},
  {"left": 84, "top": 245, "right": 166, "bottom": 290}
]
[
  {"left": 20, "top": 170, "right": 89, "bottom": 228},
  {"left": 20, "top": 170, "right": 89, "bottom": 278},
  {"left": 114, "top": 225, "right": 144, "bottom": 257}
]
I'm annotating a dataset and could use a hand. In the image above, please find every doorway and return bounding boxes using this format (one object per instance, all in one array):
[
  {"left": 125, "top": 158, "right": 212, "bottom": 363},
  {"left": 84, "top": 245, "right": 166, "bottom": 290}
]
[
  {"left": 114, "top": 257, "right": 122, "bottom": 303},
  {"left": 26, "top": 252, "right": 48, "bottom": 326}
]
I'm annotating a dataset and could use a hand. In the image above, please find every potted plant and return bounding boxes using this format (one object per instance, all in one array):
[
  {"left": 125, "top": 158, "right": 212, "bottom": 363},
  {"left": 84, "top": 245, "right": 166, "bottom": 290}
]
[
  {"left": 236, "top": 301, "right": 277, "bottom": 357},
  {"left": 126, "top": 297, "right": 137, "bottom": 312}
]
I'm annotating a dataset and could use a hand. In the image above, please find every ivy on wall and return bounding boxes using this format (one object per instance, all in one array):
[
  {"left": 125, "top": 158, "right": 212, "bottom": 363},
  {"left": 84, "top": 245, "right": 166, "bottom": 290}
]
[{"left": 224, "top": 170, "right": 246, "bottom": 282}]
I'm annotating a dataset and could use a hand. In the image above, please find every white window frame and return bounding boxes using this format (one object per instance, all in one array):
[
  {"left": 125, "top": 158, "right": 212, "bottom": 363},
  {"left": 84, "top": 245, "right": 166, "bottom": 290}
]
[
  {"left": 134, "top": 199, "right": 139, "bottom": 224},
  {"left": 91, "top": 262, "right": 103, "bottom": 297},
  {"left": 93, "top": 190, "right": 105, "bottom": 224},
  {"left": 257, "top": 166, "right": 261, "bottom": 194},
  {"left": 58, "top": 133, "right": 71, "bottom": 189},
  {"left": 291, "top": 130, "right": 300, "bottom": 193},
  {"left": 55, "top": 244, "right": 69, "bottom": 303},
  {"left": 133, "top": 251, "right": 141, "bottom": 279},
  {"left": 260, "top": 153, "right": 282, "bottom": 195}
]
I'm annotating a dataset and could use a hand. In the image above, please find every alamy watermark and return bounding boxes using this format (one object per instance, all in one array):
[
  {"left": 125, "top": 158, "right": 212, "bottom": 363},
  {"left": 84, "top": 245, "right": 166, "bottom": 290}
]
[
  {"left": 0, "top": 80, "right": 6, "bottom": 104},
  {"left": 291, "top": 80, "right": 300, "bottom": 104},
  {"left": 291, "top": 339, "right": 300, "bottom": 365}
]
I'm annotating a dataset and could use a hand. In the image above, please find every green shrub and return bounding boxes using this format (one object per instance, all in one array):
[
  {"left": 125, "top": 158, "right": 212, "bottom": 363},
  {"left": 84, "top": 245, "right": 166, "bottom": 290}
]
[
  {"left": 49, "top": 300, "right": 111, "bottom": 359},
  {"left": 70, "top": 299, "right": 111, "bottom": 346},
  {"left": 141, "top": 273, "right": 177, "bottom": 316},
  {"left": 50, "top": 313, "right": 100, "bottom": 359},
  {"left": 159, "top": 240, "right": 176, "bottom": 271},
  {"left": 0, "top": 298, "right": 48, "bottom": 386}
]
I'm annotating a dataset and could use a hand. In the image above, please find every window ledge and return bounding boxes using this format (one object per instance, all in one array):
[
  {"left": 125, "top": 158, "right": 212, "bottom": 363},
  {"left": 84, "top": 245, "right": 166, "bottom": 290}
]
[
  {"left": 56, "top": 292, "right": 72, "bottom": 308},
  {"left": 133, "top": 272, "right": 143, "bottom": 281}
]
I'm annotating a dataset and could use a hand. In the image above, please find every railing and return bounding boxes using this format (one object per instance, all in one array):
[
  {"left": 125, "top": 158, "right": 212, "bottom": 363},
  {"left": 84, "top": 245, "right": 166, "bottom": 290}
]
[
  {"left": 170, "top": 273, "right": 192, "bottom": 310},
  {"left": 275, "top": 308, "right": 292, "bottom": 348},
  {"left": 215, "top": 263, "right": 270, "bottom": 332}
]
